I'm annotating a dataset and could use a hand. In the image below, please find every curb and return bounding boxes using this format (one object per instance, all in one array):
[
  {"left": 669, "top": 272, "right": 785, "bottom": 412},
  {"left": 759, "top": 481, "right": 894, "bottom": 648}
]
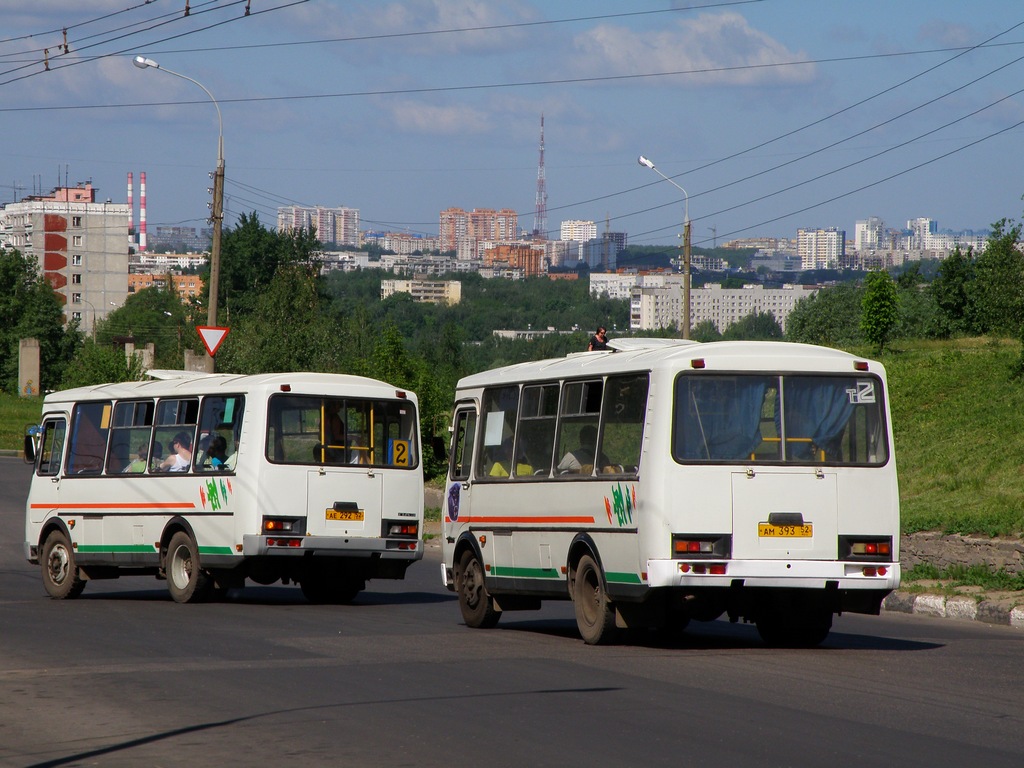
[{"left": 883, "top": 591, "right": 1024, "bottom": 629}]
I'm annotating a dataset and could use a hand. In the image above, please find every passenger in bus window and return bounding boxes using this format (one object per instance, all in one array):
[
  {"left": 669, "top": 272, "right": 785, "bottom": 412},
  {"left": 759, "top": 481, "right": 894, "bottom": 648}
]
[
  {"left": 489, "top": 437, "right": 532, "bottom": 477},
  {"left": 204, "top": 435, "right": 228, "bottom": 470},
  {"left": 160, "top": 432, "right": 192, "bottom": 472},
  {"left": 125, "top": 445, "right": 148, "bottom": 473},
  {"left": 557, "top": 425, "right": 608, "bottom": 474}
]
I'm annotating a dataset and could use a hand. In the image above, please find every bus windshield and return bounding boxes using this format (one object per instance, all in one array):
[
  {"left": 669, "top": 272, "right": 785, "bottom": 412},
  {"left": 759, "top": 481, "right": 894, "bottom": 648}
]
[{"left": 673, "top": 373, "right": 888, "bottom": 465}]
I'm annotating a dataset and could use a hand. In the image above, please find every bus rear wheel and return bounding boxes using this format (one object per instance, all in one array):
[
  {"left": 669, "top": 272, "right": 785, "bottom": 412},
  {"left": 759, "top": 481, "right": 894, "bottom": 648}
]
[
  {"left": 455, "top": 549, "right": 500, "bottom": 628},
  {"left": 166, "top": 531, "right": 212, "bottom": 604},
  {"left": 41, "top": 529, "right": 86, "bottom": 599},
  {"left": 572, "top": 554, "right": 617, "bottom": 645}
]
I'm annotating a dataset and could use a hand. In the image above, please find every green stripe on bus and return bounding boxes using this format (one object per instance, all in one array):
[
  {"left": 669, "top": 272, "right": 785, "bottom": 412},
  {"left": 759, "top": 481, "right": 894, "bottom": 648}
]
[
  {"left": 199, "top": 546, "right": 235, "bottom": 555},
  {"left": 76, "top": 545, "right": 235, "bottom": 555},
  {"left": 606, "top": 572, "right": 643, "bottom": 584},
  {"left": 490, "top": 566, "right": 560, "bottom": 579}
]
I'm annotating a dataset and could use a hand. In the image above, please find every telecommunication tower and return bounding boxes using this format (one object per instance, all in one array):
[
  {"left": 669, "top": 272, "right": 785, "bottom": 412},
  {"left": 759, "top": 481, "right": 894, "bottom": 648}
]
[{"left": 533, "top": 114, "right": 548, "bottom": 239}]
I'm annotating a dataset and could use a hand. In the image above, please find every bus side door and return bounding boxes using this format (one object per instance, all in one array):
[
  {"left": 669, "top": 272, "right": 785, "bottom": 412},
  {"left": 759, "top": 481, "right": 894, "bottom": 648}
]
[
  {"left": 444, "top": 406, "right": 477, "bottom": 544},
  {"left": 28, "top": 417, "right": 67, "bottom": 527}
]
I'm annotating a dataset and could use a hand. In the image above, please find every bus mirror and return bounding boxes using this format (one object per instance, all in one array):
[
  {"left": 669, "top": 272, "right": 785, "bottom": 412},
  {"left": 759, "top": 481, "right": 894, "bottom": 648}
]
[{"left": 23, "top": 433, "right": 37, "bottom": 464}]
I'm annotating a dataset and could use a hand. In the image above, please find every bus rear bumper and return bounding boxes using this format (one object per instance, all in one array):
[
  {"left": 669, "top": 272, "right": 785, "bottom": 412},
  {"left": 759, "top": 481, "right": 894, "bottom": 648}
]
[
  {"left": 242, "top": 534, "right": 423, "bottom": 561},
  {"left": 646, "top": 558, "right": 900, "bottom": 591}
]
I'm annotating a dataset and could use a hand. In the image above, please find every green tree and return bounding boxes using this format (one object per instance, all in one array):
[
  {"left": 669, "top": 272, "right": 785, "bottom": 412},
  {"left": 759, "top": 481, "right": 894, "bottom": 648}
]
[
  {"left": 930, "top": 246, "right": 976, "bottom": 337},
  {"left": 96, "top": 286, "right": 200, "bottom": 369},
  {"left": 60, "top": 338, "right": 146, "bottom": 389},
  {"left": 861, "top": 270, "right": 901, "bottom": 353},
  {"left": 690, "top": 320, "right": 722, "bottom": 342},
  {"left": 969, "top": 219, "right": 1024, "bottom": 336},
  {"left": 0, "top": 248, "right": 79, "bottom": 393},
  {"left": 723, "top": 311, "right": 784, "bottom": 341},
  {"left": 217, "top": 263, "right": 340, "bottom": 374},
  {"left": 213, "top": 212, "right": 321, "bottom": 320},
  {"left": 786, "top": 283, "right": 864, "bottom": 347}
]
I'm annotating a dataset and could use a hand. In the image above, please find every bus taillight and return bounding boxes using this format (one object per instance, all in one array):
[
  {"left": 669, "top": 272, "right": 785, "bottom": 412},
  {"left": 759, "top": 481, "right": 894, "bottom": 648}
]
[
  {"left": 263, "top": 517, "right": 304, "bottom": 535},
  {"left": 385, "top": 521, "right": 418, "bottom": 538},
  {"left": 672, "top": 534, "right": 730, "bottom": 558}
]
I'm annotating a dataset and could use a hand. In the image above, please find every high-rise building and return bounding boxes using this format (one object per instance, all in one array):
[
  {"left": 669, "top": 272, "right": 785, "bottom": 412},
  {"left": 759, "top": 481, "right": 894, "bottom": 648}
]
[
  {"left": 277, "top": 205, "right": 360, "bottom": 247},
  {"left": 854, "top": 217, "right": 885, "bottom": 252},
  {"left": 439, "top": 207, "right": 518, "bottom": 258},
  {"left": 560, "top": 219, "right": 597, "bottom": 242},
  {"left": 0, "top": 183, "right": 129, "bottom": 335},
  {"left": 797, "top": 227, "right": 845, "bottom": 270}
]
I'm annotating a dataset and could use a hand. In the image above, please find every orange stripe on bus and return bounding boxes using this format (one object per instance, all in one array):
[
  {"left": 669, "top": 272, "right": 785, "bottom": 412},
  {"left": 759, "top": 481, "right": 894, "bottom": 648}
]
[
  {"left": 30, "top": 502, "right": 197, "bottom": 510},
  {"left": 455, "top": 516, "right": 595, "bottom": 524}
]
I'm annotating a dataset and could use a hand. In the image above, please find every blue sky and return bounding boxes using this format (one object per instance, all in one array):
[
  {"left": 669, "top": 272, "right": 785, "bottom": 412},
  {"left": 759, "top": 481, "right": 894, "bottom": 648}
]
[{"left": 3, "top": 0, "right": 1024, "bottom": 248}]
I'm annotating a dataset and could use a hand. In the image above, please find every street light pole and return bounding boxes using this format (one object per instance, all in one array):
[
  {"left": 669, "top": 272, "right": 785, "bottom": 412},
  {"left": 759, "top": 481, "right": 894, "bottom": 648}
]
[
  {"left": 133, "top": 55, "right": 223, "bottom": 371},
  {"left": 80, "top": 298, "right": 97, "bottom": 341},
  {"left": 638, "top": 155, "right": 691, "bottom": 340}
]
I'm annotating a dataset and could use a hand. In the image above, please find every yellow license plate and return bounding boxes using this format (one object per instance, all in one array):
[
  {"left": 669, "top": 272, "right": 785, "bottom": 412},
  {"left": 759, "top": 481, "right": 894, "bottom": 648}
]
[
  {"left": 758, "top": 523, "right": 812, "bottom": 538},
  {"left": 327, "top": 509, "right": 364, "bottom": 522}
]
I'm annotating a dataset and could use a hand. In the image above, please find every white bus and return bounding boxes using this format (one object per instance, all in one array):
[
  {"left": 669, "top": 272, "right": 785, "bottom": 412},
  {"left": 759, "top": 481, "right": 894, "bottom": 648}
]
[
  {"left": 23, "top": 371, "right": 424, "bottom": 603},
  {"left": 440, "top": 339, "right": 900, "bottom": 646}
]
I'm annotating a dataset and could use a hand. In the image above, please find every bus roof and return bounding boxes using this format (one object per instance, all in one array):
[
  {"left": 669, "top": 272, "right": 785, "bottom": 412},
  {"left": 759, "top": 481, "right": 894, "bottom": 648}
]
[
  {"left": 456, "top": 339, "right": 882, "bottom": 390},
  {"left": 39, "top": 371, "right": 417, "bottom": 406}
]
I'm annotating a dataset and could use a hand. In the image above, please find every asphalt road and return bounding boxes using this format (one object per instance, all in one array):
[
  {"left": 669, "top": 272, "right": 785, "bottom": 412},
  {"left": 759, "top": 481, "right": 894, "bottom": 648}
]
[{"left": 1, "top": 456, "right": 1023, "bottom": 768}]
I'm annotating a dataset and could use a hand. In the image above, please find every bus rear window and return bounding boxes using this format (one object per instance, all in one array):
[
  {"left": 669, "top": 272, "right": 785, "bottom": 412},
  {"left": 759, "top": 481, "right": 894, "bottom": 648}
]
[
  {"left": 673, "top": 373, "right": 888, "bottom": 466},
  {"left": 266, "top": 394, "right": 418, "bottom": 468}
]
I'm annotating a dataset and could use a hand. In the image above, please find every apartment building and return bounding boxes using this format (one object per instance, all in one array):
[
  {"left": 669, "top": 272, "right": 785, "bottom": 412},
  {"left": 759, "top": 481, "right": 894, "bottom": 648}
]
[
  {"left": 797, "top": 227, "right": 845, "bottom": 270},
  {"left": 439, "top": 207, "right": 518, "bottom": 256},
  {"left": 380, "top": 278, "right": 462, "bottom": 305},
  {"left": 630, "top": 276, "right": 816, "bottom": 333},
  {"left": 1, "top": 183, "right": 129, "bottom": 335},
  {"left": 277, "top": 205, "right": 360, "bottom": 247}
]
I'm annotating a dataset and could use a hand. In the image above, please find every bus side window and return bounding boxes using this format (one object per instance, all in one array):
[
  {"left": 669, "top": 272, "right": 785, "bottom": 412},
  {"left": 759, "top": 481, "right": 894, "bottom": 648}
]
[
  {"left": 152, "top": 398, "right": 199, "bottom": 473},
  {"left": 599, "top": 374, "right": 649, "bottom": 475},
  {"left": 37, "top": 419, "right": 67, "bottom": 476},
  {"left": 476, "top": 386, "right": 520, "bottom": 480},
  {"left": 450, "top": 409, "right": 477, "bottom": 481},
  {"left": 67, "top": 402, "right": 111, "bottom": 475},
  {"left": 195, "top": 395, "right": 244, "bottom": 471},
  {"left": 107, "top": 400, "right": 155, "bottom": 475}
]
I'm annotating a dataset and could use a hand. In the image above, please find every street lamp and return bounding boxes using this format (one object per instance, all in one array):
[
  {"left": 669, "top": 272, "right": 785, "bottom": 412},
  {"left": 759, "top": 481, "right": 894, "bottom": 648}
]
[
  {"left": 80, "top": 298, "right": 97, "bottom": 341},
  {"left": 132, "top": 55, "right": 224, "bottom": 370},
  {"left": 638, "top": 155, "right": 691, "bottom": 339}
]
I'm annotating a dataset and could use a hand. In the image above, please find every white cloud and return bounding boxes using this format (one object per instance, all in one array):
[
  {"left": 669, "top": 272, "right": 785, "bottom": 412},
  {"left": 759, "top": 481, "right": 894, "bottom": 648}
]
[
  {"left": 288, "top": 0, "right": 539, "bottom": 57},
  {"left": 378, "top": 99, "right": 492, "bottom": 135},
  {"left": 569, "top": 12, "right": 817, "bottom": 87}
]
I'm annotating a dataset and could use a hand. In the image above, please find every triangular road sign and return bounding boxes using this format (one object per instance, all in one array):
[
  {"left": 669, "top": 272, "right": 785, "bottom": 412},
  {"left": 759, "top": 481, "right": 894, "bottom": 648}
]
[{"left": 196, "top": 326, "right": 230, "bottom": 357}]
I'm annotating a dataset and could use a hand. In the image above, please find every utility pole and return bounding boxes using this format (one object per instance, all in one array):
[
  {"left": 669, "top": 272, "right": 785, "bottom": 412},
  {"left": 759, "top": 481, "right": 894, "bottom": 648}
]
[{"left": 683, "top": 220, "right": 691, "bottom": 340}]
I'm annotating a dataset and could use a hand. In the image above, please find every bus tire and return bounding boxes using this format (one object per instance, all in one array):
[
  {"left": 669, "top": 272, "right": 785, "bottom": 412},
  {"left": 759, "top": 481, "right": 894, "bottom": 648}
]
[
  {"left": 572, "top": 554, "right": 617, "bottom": 645},
  {"left": 41, "top": 529, "right": 86, "bottom": 599},
  {"left": 166, "top": 531, "right": 212, "bottom": 604},
  {"left": 455, "top": 549, "right": 500, "bottom": 629}
]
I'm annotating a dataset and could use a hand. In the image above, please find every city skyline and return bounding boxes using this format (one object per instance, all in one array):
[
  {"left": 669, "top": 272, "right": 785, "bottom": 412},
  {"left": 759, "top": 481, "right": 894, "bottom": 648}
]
[{"left": 3, "top": 1, "right": 1023, "bottom": 249}]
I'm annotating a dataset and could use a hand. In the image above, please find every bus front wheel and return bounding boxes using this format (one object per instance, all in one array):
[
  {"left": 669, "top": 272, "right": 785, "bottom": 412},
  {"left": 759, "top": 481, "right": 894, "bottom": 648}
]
[
  {"left": 166, "top": 531, "right": 212, "bottom": 604},
  {"left": 41, "top": 529, "right": 86, "bottom": 599},
  {"left": 572, "top": 554, "right": 617, "bottom": 645},
  {"left": 455, "top": 549, "right": 500, "bottom": 628}
]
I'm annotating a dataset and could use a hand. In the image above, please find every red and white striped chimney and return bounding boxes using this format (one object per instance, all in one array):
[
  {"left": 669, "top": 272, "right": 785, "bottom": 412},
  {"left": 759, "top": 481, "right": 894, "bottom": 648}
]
[
  {"left": 139, "top": 171, "right": 147, "bottom": 252},
  {"left": 127, "top": 172, "right": 134, "bottom": 242}
]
